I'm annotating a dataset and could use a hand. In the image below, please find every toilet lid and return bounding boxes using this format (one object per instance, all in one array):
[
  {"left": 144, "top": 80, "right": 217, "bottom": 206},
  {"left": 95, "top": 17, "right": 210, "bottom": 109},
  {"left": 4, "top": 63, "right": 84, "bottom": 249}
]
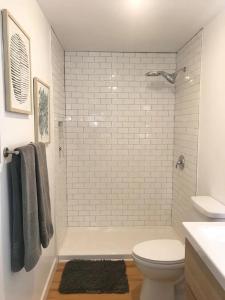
[{"left": 132, "top": 239, "right": 185, "bottom": 264}]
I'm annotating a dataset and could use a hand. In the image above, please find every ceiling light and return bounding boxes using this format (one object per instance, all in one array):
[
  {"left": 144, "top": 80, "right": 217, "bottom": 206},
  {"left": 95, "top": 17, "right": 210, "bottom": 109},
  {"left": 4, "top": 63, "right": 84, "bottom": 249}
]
[
  {"left": 129, "top": 0, "right": 143, "bottom": 11},
  {"left": 130, "top": 0, "right": 142, "bottom": 9}
]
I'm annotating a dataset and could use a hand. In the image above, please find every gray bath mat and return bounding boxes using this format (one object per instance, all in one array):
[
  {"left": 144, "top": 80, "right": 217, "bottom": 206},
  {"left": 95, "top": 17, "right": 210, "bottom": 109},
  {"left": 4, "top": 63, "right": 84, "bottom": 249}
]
[{"left": 59, "top": 260, "right": 129, "bottom": 294}]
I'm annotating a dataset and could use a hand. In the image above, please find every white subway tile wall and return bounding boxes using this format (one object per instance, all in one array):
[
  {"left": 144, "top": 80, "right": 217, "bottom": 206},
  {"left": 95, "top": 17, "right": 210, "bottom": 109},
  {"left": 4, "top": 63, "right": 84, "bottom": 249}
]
[
  {"left": 51, "top": 31, "right": 67, "bottom": 248},
  {"left": 172, "top": 32, "right": 202, "bottom": 236},
  {"left": 65, "top": 52, "right": 176, "bottom": 227}
]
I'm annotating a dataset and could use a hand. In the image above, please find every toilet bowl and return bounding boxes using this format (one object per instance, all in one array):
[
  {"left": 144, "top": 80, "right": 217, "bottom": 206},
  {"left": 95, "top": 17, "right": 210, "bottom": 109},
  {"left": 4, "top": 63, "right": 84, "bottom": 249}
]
[{"left": 132, "top": 239, "right": 185, "bottom": 300}]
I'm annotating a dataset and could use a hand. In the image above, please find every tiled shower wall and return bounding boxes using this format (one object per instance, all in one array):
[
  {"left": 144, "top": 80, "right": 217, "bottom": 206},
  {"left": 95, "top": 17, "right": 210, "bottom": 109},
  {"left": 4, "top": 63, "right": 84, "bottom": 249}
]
[
  {"left": 51, "top": 31, "right": 67, "bottom": 247},
  {"left": 65, "top": 52, "right": 176, "bottom": 227},
  {"left": 172, "top": 32, "right": 202, "bottom": 236}
]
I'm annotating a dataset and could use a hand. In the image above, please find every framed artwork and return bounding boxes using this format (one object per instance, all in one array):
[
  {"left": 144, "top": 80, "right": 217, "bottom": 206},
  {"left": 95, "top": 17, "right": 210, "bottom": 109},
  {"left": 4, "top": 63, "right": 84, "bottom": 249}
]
[
  {"left": 2, "top": 9, "right": 32, "bottom": 114},
  {"left": 33, "top": 78, "right": 50, "bottom": 144}
]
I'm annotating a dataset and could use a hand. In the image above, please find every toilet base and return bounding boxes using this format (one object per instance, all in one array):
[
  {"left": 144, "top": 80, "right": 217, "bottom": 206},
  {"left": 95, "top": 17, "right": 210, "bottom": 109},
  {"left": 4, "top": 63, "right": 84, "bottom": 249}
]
[{"left": 140, "top": 278, "right": 174, "bottom": 300}]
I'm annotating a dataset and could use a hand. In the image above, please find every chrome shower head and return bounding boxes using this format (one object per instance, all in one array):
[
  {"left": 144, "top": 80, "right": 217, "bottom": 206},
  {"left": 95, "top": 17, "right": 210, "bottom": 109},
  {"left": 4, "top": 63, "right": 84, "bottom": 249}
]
[{"left": 145, "top": 67, "right": 186, "bottom": 84}]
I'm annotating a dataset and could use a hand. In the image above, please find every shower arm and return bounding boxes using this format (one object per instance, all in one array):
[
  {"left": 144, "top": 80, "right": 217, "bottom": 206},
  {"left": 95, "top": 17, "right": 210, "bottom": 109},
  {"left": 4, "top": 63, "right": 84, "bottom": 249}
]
[{"left": 174, "top": 66, "right": 186, "bottom": 75}]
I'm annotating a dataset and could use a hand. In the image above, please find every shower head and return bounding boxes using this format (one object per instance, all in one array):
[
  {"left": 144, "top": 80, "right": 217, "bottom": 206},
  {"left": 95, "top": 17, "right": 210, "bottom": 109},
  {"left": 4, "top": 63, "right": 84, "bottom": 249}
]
[{"left": 145, "top": 67, "right": 186, "bottom": 84}]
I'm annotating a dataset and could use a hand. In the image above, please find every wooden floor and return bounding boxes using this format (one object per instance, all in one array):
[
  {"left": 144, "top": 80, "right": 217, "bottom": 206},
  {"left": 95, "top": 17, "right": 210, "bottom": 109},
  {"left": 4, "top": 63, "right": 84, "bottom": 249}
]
[{"left": 47, "top": 261, "right": 143, "bottom": 300}]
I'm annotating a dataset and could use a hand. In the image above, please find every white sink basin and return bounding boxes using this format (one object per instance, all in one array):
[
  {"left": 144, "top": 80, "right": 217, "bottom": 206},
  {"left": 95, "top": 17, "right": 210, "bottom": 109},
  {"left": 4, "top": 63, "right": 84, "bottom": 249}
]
[{"left": 199, "top": 225, "right": 225, "bottom": 243}]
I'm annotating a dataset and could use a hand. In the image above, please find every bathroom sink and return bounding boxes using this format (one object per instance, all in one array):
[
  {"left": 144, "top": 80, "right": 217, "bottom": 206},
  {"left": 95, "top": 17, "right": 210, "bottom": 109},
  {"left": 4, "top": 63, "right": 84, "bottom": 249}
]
[
  {"left": 199, "top": 225, "right": 225, "bottom": 243},
  {"left": 183, "top": 222, "right": 225, "bottom": 290}
]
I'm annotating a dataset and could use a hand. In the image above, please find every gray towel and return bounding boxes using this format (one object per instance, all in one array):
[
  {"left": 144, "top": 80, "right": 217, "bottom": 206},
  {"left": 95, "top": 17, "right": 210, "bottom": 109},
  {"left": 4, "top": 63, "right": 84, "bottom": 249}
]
[
  {"left": 31, "top": 143, "right": 54, "bottom": 248},
  {"left": 9, "top": 154, "right": 24, "bottom": 272},
  {"left": 17, "top": 145, "right": 42, "bottom": 271}
]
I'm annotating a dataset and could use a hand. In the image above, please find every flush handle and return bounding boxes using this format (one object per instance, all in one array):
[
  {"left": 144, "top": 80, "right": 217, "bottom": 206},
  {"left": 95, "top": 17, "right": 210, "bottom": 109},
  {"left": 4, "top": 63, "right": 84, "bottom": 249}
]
[{"left": 176, "top": 155, "right": 185, "bottom": 170}]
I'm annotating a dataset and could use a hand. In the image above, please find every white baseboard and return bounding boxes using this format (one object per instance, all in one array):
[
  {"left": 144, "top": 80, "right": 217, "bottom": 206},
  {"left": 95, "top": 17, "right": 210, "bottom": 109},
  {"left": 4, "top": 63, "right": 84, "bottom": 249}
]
[{"left": 40, "top": 257, "right": 58, "bottom": 300}]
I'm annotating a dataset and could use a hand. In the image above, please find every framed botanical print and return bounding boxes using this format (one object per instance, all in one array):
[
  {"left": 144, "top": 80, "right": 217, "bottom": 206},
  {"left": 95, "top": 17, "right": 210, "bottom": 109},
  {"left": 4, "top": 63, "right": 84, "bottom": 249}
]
[
  {"left": 2, "top": 9, "right": 32, "bottom": 114},
  {"left": 33, "top": 78, "right": 50, "bottom": 144}
]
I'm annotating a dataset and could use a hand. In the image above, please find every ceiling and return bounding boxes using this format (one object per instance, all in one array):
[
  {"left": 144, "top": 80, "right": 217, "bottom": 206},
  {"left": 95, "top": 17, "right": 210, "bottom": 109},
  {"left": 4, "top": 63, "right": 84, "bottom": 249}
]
[{"left": 38, "top": 0, "right": 225, "bottom": 52}]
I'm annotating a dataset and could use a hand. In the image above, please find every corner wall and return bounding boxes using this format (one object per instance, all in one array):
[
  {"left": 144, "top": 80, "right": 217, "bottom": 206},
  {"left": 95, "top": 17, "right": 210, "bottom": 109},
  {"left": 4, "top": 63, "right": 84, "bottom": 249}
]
[
  {"left": 197, "top": 9, "right": 225, "bottom": 204},
  {"left": 51, "top": 31, "right": 67, "bottom": 250},
  {"left": 0, "top": 1, "right": 56, "bottom": 299},
  {"left": 172, "top": 32, "right": 202, "bottom": 236}
]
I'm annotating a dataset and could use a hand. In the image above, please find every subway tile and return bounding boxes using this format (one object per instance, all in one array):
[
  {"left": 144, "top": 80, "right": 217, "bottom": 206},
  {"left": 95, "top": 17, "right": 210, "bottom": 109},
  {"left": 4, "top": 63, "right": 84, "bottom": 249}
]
[
  {"left": 172, "top": 32, "right": 202, "bottom": 236},
  {"left": 65, "top": 51, "right": 176, "bottom": 226}
]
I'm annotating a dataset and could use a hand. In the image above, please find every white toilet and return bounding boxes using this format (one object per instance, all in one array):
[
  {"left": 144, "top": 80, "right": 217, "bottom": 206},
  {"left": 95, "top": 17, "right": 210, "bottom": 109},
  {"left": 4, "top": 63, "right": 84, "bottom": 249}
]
[{"left": 132, "top": 239, "right": 185, "bottom": 300}]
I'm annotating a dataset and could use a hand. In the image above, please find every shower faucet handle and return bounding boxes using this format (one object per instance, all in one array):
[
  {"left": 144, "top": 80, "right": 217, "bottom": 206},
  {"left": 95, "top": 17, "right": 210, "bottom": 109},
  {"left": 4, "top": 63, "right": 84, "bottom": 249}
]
[{"left": 176, "top": 155, "right": 185, "bottom": 170}]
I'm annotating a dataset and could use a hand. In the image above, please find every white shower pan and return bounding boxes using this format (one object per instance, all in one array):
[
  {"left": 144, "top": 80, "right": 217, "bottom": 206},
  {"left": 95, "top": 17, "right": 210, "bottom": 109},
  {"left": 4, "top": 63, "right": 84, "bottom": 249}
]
[{"left": 58, "top": 226, "right": 179, "bottom": 260}]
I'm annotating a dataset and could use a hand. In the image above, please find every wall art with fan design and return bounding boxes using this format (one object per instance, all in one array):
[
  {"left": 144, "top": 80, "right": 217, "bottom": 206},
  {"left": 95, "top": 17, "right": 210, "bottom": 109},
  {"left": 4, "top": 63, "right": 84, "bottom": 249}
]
[{"left": 2, "top": 10, "right": 32, "bottom": 114}]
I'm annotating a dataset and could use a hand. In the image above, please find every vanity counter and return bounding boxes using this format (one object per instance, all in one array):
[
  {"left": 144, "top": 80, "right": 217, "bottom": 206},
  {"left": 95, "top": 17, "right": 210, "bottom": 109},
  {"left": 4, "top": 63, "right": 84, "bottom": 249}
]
[{"left": 183, "top": 222, "right": 225, "bottom": 291}]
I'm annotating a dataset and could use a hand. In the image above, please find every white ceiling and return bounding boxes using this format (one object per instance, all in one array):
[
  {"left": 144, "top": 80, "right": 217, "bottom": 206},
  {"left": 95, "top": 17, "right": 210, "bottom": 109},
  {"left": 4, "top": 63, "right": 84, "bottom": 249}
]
[{"left": 38, "top": 0, "right": 225, "bottom": 52}]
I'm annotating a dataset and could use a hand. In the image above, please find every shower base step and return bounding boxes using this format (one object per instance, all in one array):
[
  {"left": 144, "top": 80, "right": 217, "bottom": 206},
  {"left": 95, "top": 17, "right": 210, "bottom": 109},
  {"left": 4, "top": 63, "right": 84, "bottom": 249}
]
[{"left": 58, "top": 226, "right": 179, "bottom": 260}]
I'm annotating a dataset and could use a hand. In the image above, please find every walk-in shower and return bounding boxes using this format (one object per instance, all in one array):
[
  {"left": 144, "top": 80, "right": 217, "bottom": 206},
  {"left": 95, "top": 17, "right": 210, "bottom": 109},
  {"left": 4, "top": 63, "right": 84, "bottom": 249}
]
[{"left": 145, "top": 67, "right": 186, "bottom": 84}]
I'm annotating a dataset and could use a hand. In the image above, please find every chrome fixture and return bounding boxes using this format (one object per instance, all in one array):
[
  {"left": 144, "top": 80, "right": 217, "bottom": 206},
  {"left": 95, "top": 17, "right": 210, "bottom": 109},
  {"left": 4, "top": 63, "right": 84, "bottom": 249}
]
[
  {"left": 176, "top": 155, "right": 185, "bottom": 170},
  {"left": 145, "top": 67, "right": 186, "bottom": 84},
  {"left": 3, "top": 147, "right": 20, "bottom": 158}
]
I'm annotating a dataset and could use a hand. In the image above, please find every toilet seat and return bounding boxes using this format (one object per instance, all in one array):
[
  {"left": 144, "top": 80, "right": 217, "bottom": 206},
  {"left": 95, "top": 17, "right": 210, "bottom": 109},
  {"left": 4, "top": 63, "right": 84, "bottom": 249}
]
[{"left": 132, "top": 239, "right": 185, "bottom": 265}]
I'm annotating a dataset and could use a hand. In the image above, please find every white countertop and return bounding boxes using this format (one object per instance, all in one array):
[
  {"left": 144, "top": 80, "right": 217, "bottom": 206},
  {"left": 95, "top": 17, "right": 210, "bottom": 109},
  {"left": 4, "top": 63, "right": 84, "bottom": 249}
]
[{"left": 183, "top": 222, "right": 225, "bottom": 290}]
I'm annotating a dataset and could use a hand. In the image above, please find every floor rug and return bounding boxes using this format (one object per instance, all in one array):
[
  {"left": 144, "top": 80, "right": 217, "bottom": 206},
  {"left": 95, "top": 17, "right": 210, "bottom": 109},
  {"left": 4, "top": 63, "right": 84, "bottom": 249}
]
[{"left": 59, "top": 260, "right": 129, "bottom": 294}]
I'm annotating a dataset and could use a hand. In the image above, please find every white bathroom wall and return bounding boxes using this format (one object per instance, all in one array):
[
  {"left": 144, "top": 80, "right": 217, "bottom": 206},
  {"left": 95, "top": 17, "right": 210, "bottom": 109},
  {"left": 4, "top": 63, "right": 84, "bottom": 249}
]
[
  {"left": 65, "top": 51, "right": 176, "bottom": 227},
  {"left": 172, "top": 32, "right": 203, "bottom": 236},
  {"left": 0, "top": 1, "right": 56, "bottom": 300},
  {"left": 197, "top": 9, "right": 225, "bottom": 204},
  {"left": 51, "top": 31, "right": 67, "bottom": 251}
]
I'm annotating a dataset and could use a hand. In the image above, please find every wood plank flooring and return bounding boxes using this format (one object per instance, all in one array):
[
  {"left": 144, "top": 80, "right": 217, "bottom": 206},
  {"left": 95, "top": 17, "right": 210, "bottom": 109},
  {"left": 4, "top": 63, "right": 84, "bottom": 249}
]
[{"left": 47, "top": 261, "right": 143, "bottom": 300}]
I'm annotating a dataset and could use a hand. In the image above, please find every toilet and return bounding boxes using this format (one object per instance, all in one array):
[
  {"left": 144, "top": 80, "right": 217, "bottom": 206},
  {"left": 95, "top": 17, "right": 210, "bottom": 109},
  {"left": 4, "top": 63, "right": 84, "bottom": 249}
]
[{"left": 132, "top": 239, "right": 185, "bottom": 300}]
